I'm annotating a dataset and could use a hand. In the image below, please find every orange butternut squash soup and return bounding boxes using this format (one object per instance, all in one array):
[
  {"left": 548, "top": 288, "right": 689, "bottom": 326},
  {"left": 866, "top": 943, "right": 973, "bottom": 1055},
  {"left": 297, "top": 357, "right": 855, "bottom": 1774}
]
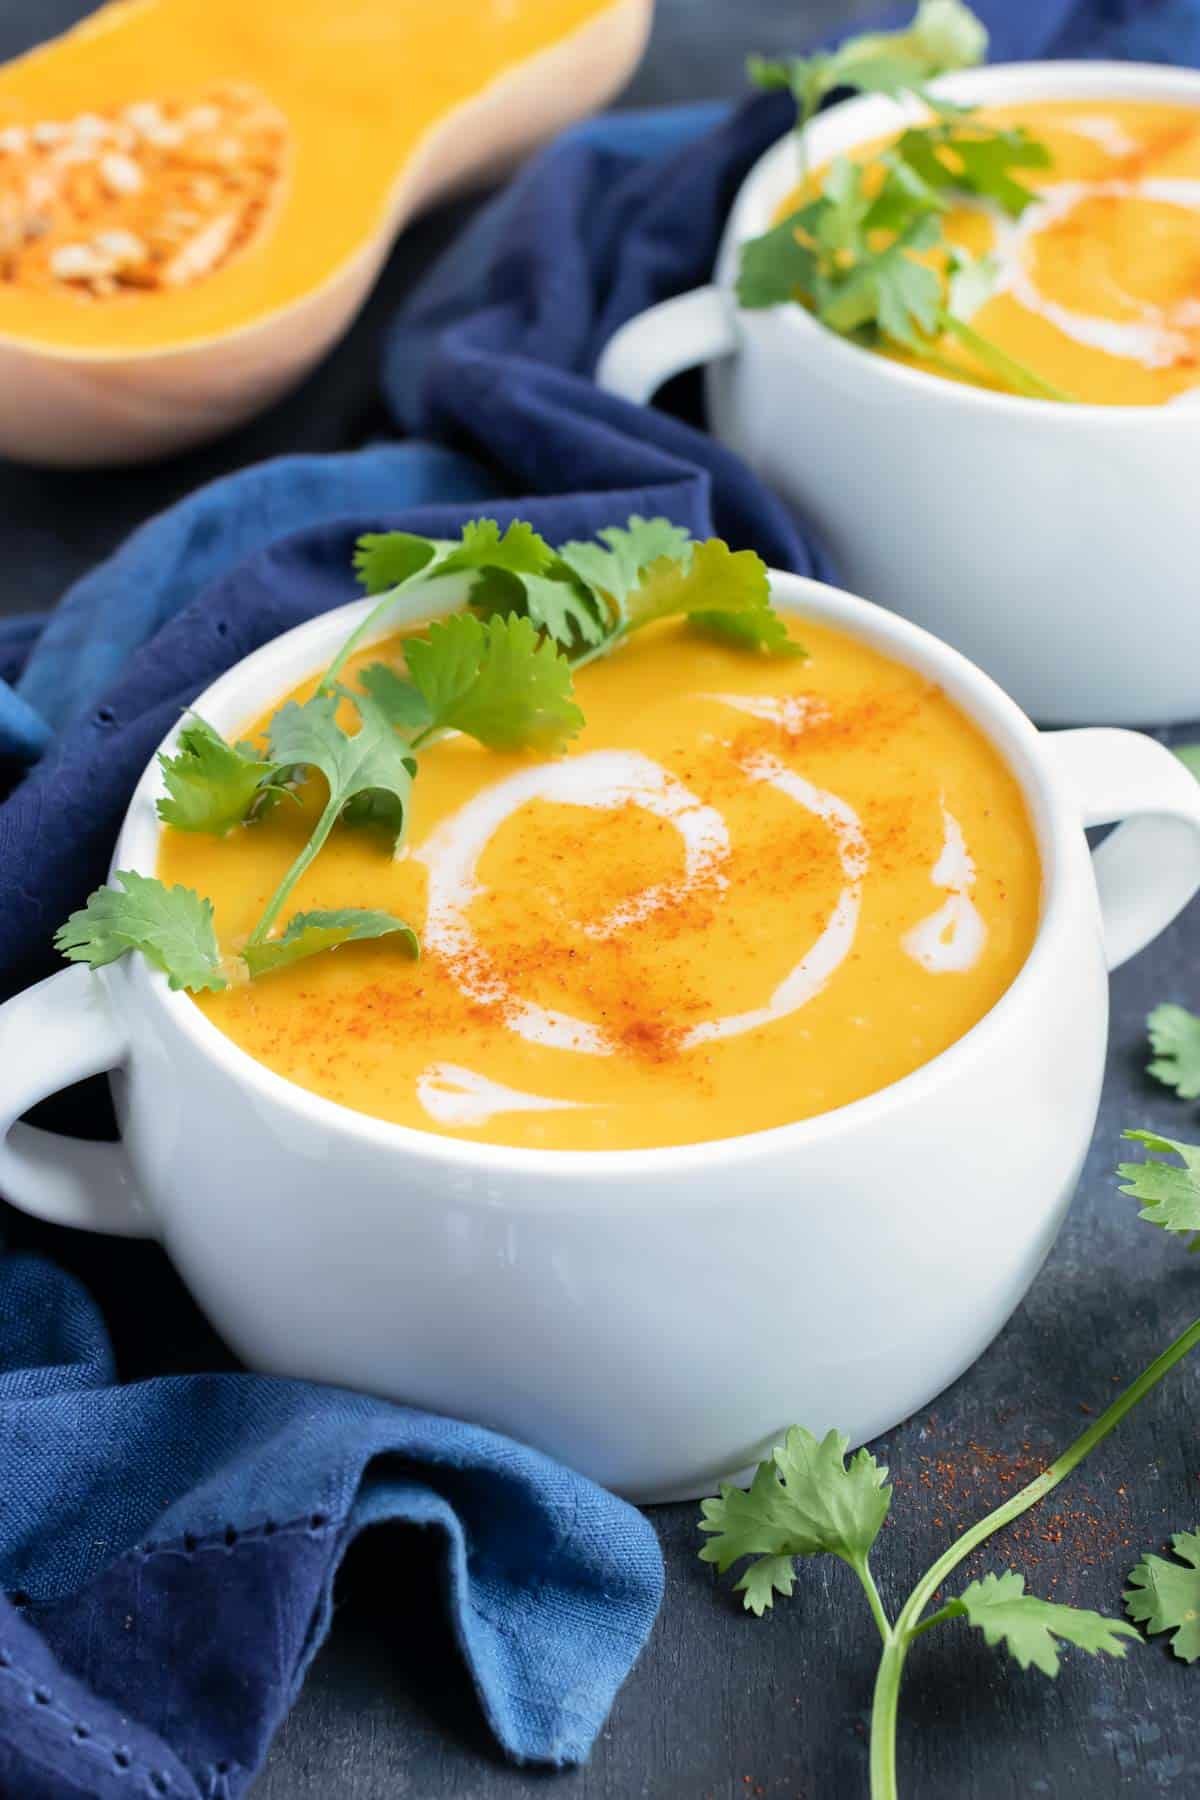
[
  {"left": 157, "top": 617, "right": 1042, "bottom": 1151},
  {"left": 781, "top": 99, "right": 1200, "bottom": 405}
]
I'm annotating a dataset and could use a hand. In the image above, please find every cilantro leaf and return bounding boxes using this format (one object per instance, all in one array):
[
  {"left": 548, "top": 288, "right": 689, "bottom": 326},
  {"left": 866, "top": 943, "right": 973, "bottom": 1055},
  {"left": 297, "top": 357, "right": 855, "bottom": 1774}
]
[
  {"left": 896, "top": 121, "right": 1050, "bottom": 217},
  {"left": 353, "top": 532, "right": 441, "bottom": 597},
  {"left": 1125, "top": 1532, "right": 1200, "bottom": 1663},
  {"left": 946, "top": 248, "right": 1000, "bottom": 321},
  {"left": 470, "top": 559, "right": 610, "bottom": 652},
  {"left": 699, "top": 1426, "right": 891, "bottom": 1613},
  {"left": 736, "top": 208, "right": 819, "bottom": 309},
  {"left": 558, "top": 516, "right": 695, "bottom": 622},
  {"left": 748, "top": 0, "right": 987, "bottom": 122},
  {"left": 243, "top": 907, "right": 418, "bottom": 979},
  {"left": 247, "top": 692, "right": 418, "bottom": 951},
  {"left": 738, "top": 156, "right": 945, "bottom": 349},
  {"left": 950, "top": 1571, "right": 1137, "bottom": 1677},
  {"left": 1117, "top": 1131, "right": 1200, "bottom": 1240},
  {"left": 332, "top": 520, "right": 558, "bottom": 687},
  {"left": 625, "top": 539, "right": 764, "bottom": 629},
  {"left": 55, "top": 870, "right": 226, "bottom": 993},
  {"left": 356, "top": 662, "right": 434, "bottom": 733},
  {"left": 817, "top": 211, "right": 942, "bottom": 347},
  {"left": 156, "top": 713, "right": 281, "bottom": 836},
  {"left": 624, "top": 539, "right": 803, "bottom": 656},
  {"left": 1147, "top": 1004, "right": 1200, "bottom": 1100},
  {"left": 735, "top": 1554, "right": 800, "bottom": 1616},
  {"left": 405, "top": 612, "right": 583, "bottom": 751},
  {"left": 267, "top": 691, "right": 416, "bottom": 852},
  {"left": 903, "top": 0, "right": 989, "bottom": 70},
  {"left": 770, "top": 1424, "right": 892, "bottom": 1562},
  {"left": 522, "top": 567, "right": 611, "bottom": 649},
  {"left": 437, "top": 517, "right": 555, "bottom": 580},
  {"left": 696, "top": 606, "right": 798, "bottom": 656},
  {"left": 834, "top": 0, "right": 988, "bottom": 94},
  {"left": 351, "top": 519, "right": 556, "bottom": 611}
]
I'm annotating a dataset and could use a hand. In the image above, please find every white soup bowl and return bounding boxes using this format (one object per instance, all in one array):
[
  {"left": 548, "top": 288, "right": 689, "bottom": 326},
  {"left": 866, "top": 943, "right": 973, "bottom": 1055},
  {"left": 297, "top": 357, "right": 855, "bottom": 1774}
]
[
  {"left": 596, "top": 62, "right": 1200, "bottom": 727},
  {"left": 1, "top": 572, "right": 1199, "bottom": 1501}
]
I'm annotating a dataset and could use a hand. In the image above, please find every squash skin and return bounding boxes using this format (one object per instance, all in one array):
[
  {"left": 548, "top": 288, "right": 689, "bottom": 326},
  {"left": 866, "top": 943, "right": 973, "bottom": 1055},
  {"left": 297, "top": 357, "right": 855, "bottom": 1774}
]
[{"left": 0, "top": 0, "right": 653, "bottom": 465}]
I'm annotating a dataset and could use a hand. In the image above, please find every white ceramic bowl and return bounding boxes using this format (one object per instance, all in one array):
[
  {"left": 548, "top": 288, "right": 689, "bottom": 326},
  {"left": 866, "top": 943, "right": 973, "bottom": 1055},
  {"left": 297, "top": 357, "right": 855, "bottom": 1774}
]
[
  {"left": 596, "top": 62, "right": 1200, "bottom": 727},
  {"left": 2, "top": 572, "right": 1199, "bottom": 1502}
]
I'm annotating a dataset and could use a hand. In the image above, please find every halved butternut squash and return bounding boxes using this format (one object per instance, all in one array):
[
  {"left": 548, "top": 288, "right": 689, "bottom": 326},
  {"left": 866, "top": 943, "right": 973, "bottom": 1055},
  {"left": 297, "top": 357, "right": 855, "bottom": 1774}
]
[{"left": 0, "top": 0, "right": 652, "bottom": 465}]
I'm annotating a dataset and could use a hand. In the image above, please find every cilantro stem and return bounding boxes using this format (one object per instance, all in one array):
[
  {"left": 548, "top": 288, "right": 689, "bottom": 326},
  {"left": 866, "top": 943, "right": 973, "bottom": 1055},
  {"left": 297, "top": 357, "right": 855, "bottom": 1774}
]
[
  {"left": 868, "top": 1311, "right": 1200, "bottom": 1800},
  {"left": 321, "top": 571, "right": 469, "bottom": 696},
  {"left": 795, "top": 89, "right": 819, "bottom": 195},
  {"left": 905, "top": 1602, "right": 957, "bottom": 1640},
  {"left": 409, "top": 725, "right": 453, "bottom": 753},
  {"left": 568, "top": 624, "right": 630, "bottom": 674},
  {"left": 936, "top": 311, "right": 1077, "bottom": 404},
  {"left": 321, "top": 586, "right": 409, "bottom": 694},
  {"left": 854, "top": 1556, "right": 893, "bottom": 1647},
  {"left": 246, "top": 792, "right": 341, "bottom": 947}
]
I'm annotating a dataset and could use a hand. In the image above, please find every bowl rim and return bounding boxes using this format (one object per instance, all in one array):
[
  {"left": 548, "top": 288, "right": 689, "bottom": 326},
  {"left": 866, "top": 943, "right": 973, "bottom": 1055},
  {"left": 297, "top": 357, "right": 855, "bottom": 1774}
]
[
  {"left": 718, "top": 57, "right": 1200, "bottom": 426},
  {"left": 112, "top": 567, "right": 1077, "bottom": 1182}
]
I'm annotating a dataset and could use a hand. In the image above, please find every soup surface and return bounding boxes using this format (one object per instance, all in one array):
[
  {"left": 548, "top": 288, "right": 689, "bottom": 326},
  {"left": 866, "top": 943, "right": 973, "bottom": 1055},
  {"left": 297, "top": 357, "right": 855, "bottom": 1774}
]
[
  {"left": 785, "top": 99, "right": 1200, "bottom": 405},
  {"left": 158, "top": 617, "right": 1042, "bottom": 1150}
]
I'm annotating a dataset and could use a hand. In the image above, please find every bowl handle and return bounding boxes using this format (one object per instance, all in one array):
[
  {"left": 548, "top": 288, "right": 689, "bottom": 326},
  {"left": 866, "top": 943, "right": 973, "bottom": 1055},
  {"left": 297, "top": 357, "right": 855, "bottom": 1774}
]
[
  {"left": 594, "top": 286, "right": 737, "bottom": 406},
  {"left": 1041, "top": 728, "right": 1200, "bottom": 971},
  {"left": 0, "top": 965, "right": 153, "bottom": 1237}
]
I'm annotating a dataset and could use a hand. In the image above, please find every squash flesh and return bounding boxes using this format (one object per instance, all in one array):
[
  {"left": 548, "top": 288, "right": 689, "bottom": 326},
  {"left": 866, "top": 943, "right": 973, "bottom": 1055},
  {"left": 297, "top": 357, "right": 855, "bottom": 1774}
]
[{"left": 0, "top": 0, "right": 626, "bottom": 351}]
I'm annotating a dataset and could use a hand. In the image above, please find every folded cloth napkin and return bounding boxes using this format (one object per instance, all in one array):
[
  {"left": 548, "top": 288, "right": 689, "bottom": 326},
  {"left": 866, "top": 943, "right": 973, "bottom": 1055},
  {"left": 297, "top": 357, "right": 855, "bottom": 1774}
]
[
  {"left": 0, "top": 1255, "right": 664, "bottom": 1800},
  {"left": 1, "top": 0, "right": 1198, "bottom": 1794}
]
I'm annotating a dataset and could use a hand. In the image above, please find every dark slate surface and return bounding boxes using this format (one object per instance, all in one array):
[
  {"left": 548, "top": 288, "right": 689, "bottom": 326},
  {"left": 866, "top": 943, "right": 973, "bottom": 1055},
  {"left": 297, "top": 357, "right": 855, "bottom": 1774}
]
[{"left": 3, "top": 2, "right": 1199, "bottom": 1796}]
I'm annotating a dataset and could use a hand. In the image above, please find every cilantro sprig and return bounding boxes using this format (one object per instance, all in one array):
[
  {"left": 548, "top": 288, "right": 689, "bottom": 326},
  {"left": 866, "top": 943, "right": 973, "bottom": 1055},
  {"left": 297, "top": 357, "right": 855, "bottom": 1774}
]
[
  {"left": 703, "top": 1129, "right": 1200, "bottom": 1798},
  {"left": 1120, "top": 1122, "right": 1200, "bottom": 1663},
  {"left": 156, "top": 714, "right": 286, "bottom": 836},
  {"left": 748, "top": 0, "right": 987, "bottom": 152},
  {"left": 740, "top": 1, "right": 1075, "bottom": 403},
  {"left": 327, "top": 514, "right": 798, "bottom": 686},
  {"left": 246, "top": 687, "right": 418, "bottom": 952},
  {"left": 55, "top": 871, "right": 226, "bottom": 993},
  {"left": 55, "top": 513, "right": 798, "bottom": 993}
]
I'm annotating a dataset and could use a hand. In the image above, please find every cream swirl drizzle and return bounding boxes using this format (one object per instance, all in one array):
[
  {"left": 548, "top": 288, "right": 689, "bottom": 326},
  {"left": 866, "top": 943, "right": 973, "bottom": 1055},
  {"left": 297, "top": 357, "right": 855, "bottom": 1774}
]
[
  {"left": 414, "top": 751, "right": 730, "bottom": 1055},
  {"left": 681, "top": 750, "right": 868, "bottom": 1047},
  {"left": 902, "top": 804, "right": 986, "bottom": 974},
  {"left": 412, "top": 719, "right": 986, "bottom": 1122},
  {"left": 416, "top": 1063, "right": 585, "bottom": 1127},
  {"left": 961, "top": 178, "right": 1200, "bottom": 371}
]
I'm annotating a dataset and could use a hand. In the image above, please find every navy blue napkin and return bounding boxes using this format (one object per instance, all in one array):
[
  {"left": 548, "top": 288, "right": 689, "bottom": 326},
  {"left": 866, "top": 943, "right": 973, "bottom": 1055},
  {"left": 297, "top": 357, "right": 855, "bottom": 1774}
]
[
  {"left": 2, "top": 2, "right": 1199, "bottom": 1795},
  {"left": 0, "top": 1255, "right": 664, "bottom": 1799}
]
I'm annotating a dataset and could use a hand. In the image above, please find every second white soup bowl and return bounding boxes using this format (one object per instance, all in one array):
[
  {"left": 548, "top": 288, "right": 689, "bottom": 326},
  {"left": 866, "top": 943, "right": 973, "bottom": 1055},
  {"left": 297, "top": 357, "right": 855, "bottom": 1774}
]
[
  {"left": 1, "top": 572, "right": 1199, "bottom": 1500},
  {"left": 596, "top": 62, "right": 1200, "bottom": 727}
]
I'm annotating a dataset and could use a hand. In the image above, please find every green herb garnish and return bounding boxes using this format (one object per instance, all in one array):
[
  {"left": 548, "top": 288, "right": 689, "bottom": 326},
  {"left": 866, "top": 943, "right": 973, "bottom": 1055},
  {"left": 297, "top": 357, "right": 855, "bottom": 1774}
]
[
  {"left": 156, "top": 714, "right": 284, "bottom": 836},
  {"left": 1146, "top": 1003, "right": 1200, "bottom": 1100},
  {"left": 748, "top": 0, "right": 987, "bottom": 155},
  {"left": 329, "top": 514, "right": 796, "bottom": 688},
  {"left": 404, "top": 612, "right": 585, "bottom": 750},
  {"left": 700, "top": 1126, "right": 1200, "bottom": 1797},
  {"left": 1125, "top": 1531, "right": 1200, "bottom": 1662},
  {"left": 55, "top": 514, "right": 797, "bottom": 992},
  {"left": 740, "top": 1, "right": 1075, "bottom": 403},
  {"left": 246, "top": 687, "right": 418, "bottom": 952},
  {"left": 241, "top": 908, "right": 418, "bottom": 979},
  {"left": 1118, "top": 1128, "right": 1200, "bottom": 1243},
  {"left": 55, "top": 869, "right": 226, "bottom": 993}
]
